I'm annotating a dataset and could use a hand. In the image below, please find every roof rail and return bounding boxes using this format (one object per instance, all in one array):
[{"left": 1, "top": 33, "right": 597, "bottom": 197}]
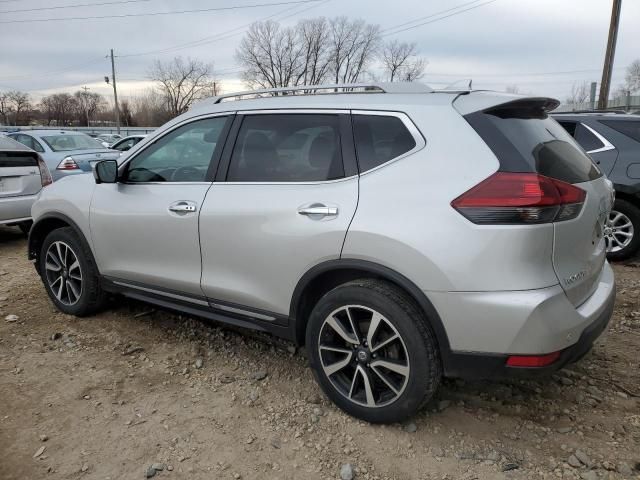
[
  {"left": 197, "top": 82, "right": 433, "bottom": 106},
  {"left": 554, "top": 109, "right": 629, "bottom": 115}
]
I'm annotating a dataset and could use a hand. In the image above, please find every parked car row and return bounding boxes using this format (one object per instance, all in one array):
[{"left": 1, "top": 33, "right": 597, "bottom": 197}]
[
  {"left": 25, "top": 83, "right": 616, "bottom": 423},
  {"left": 553, "top": 112, "right": 640, "bottom": 260}
]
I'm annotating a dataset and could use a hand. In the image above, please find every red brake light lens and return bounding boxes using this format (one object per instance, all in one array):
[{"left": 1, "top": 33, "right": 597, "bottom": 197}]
[
  {"left": 37, "top": 156, "right": 52, "bottom": 187},
  {"left": 451, "top": 172, "right": 586, "bottom": 224},
  {"left": 56, "top": 157, "right": 79, "bottom": 170},
  {"left": 506, "top": 351, "right": 561, "bottom": 367}
]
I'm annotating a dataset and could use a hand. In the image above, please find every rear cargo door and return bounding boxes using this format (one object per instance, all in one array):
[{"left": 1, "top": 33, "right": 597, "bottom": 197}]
[
  {"left": 0, "top": 151, "right": 42, "bottom": 198},
  {"left": 458, "top": 95, "right": 614, "bottom": 306}
]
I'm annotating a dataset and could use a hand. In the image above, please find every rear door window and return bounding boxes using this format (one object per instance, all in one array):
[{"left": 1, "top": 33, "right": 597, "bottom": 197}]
[
  {"left": 599, "top": 120, "right": 640, "bottom": 143},
  {"left": 558, "top": 121, "right": 605, "bottom": 152},
  {"left": 465, "top": 103, "right": 601, "bottom": 184},
  {"left": 352, "top": 114, "right": 417, "bottom": 172},
  {"left": 226, "top": 114, "right": 344, "bottom": 182}
]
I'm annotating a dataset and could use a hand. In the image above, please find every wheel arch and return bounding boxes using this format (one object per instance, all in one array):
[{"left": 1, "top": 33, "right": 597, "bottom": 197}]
[
  {"left": 289, "top": 259, "right": 452, "bottom": 358},
  {"left": 28, "top": 213, "right": 88, "bottom": 273}
]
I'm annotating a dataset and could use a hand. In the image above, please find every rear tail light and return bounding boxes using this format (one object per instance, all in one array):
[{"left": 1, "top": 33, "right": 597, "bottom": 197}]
[
  {"left": 506, "top": 351, "right": 561, "bottom": 367},
  {"left": 451, "top": 172, "right": 586, "bottom": 224},
  {"left": 37, "top": 156, "right": 52, "bottom": 187},
  {"left": 56, "top": 156, "right": 79, "bottom": 171}
]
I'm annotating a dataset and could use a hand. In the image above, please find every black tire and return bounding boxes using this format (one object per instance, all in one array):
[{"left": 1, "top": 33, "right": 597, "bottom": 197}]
[
  {"left": 606, "top": 198, "right": 640, "bottom": 262},
  {"left": 39, "top": 227, "right": 107, "bottom": 316},
  {"left": 306, "top": 279, "right": 441, "bottom": 423},
  {"left": 18, "top": 221, "right": 32, "bottom": 236}
]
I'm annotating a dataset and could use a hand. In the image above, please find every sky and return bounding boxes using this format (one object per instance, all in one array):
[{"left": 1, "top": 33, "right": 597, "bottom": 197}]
[{"left": 0, "top": 0, "right": 638, "bottom": 105}]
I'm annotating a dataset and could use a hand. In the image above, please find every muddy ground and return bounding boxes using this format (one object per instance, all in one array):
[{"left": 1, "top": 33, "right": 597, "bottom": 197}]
[{"left": 1, "top": 225, "right": 639, "bottom": 480}]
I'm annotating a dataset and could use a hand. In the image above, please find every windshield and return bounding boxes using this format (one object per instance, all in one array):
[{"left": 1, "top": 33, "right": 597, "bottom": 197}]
[{"left": 42, "top": 134, "right": 103, "bottom": 152}]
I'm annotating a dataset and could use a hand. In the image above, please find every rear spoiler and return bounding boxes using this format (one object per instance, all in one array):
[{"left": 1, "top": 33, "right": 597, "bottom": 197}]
[{"left": 453, "top": 92, "right": 560, "bottom": 116}]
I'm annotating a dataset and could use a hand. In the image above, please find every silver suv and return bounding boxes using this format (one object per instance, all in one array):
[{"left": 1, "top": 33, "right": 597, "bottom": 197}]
[{"left": 28, "top": 83, "right": 616, "bottom": 423}]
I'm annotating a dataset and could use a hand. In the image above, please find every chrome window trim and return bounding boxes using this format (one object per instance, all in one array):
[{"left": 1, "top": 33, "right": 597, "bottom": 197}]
[
  {"left": 209, "top": 302, "right": 276, "bottom": 322},
  {"left": 581, "top": 123, "right": 616, "bottom": 154},
  {"left": 350, "top": 109, "right": 426, "bottom": 176},
  {"left": 117, "top": 111, "right": 233, "bottom": 179}
]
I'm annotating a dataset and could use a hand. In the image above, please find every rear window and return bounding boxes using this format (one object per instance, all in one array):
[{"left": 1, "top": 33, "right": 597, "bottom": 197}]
[
  {"left": 465, "top": 102, "right": 601, "bottom": 183},
  {"left": 42, "top": 134, "right": 101, "bottom": 152},
  {"left": 599, "top": 120, "right": 640, "bottom": 143},
  {"left": 0, "top": 151, "right": 38, "bottom": 168}
]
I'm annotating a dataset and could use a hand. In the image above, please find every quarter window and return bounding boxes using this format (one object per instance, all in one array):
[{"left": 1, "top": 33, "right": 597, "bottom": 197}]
[
  {"left": 227, "top": 114, "right": 344, "bottom": 182},
  {"left": 13, "top": 134, "right": 44, "bottom": 153},
  {"left": 558, "top": 121, "right": 604, "bottom": 152},
  {"left": 352, "top": 115, "right": 417, "bottom": 172},
  {"left": 124, "top": 116, "right": 228, "bottom": 183}
]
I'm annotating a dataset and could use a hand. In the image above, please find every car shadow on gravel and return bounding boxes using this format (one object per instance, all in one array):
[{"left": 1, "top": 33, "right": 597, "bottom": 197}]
[{"left": 0, "top": 225, "right": 27, "bottom": 246}]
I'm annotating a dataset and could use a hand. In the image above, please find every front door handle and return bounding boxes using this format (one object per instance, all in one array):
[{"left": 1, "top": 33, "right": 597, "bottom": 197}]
[
  {"left": 169, "top": 201, "right": 197, "bottom": 213},
  {"left": 298, "top": 205, "right": 339, "bottom": 217}
]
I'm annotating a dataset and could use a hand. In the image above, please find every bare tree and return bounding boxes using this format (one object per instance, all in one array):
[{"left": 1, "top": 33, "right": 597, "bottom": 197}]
[
  {"left": 0, "top": 92, "right": 14, "bottom": 125},
  {"left": 328, "top": 17, "right": 381, "bottom": 84},
  {"left": 149, "top": 57, "right": 217, "bottom": 117},
  {"left": 505, "top": 84, "right": 520, "bottom": 94},
  {"left": 236, "top": 20, "right": 306, "bottom": 89},
  {"left": 298, "top": 17, "right": 332, "bottom": 85},
  {"left": 5, "top": 91, "right": 31, "bottom": 125},
  {"left": 566, "top": 81, "right": 590, "bottom": 110},
  {"left": 73, "top": 90, "right": 106, "bottom": 126},
  {"left": 381, "top": 40, "right": 426, "bottom": 82},
  {"left": 130, "top": 88, "right": 171, "bottom": 127},
  {"left": 39, "top": 93, "right": 76, "bottom": 126},
  {"left": 624, "top": 59, "right": 640, "bottom": 93}
]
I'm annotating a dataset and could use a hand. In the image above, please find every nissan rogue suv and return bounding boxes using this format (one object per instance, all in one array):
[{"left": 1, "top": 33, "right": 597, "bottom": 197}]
[{"left": 28, "top": 83, "right": 616, "bottom": 423}]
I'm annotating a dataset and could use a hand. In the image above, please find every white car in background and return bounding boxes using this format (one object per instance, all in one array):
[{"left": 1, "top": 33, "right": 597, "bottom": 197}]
[{"left": 0, "top": 135, "right": 52, "bottom": 234}]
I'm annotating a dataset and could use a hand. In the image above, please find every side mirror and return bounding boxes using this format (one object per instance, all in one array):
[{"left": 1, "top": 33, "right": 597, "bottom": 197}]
[{"left": 93, "top": 160, "right": 118, "bottom": 184}]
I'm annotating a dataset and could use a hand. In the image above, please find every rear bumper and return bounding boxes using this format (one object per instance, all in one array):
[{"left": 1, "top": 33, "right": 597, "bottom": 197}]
[
  {"left": 432, "top": 262, "right": 616, "bottom": 379},
  {"left": 0, "top": 194, "right": 37, "bottom": 223}
]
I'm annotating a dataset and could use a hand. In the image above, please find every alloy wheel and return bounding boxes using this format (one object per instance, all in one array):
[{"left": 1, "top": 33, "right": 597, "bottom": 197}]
[
  {"left": 317, "top": 305, "right": 410, "bottom": 408},
  {"left": 45, "top": 241, "right": 83, "bottom": 306},
  {"left": 605, "top": 209, "right": 634, "bottom": 253}
]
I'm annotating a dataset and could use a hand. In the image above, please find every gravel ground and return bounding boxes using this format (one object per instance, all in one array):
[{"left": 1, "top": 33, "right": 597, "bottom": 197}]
[{"left": 1, "top": 225, "right": 639, "bottom": 480}]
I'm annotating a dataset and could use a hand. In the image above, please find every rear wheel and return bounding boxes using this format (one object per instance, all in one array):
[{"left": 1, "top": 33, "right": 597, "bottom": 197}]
[
  {"left": 39, "top": 227, "right": 106, "bottom": 316},
  {"left": 606, "top": 199, "right": 640, "bottom": 261},
  {"left": 306, "top": 279, "right": 441, "bottom": 423}
]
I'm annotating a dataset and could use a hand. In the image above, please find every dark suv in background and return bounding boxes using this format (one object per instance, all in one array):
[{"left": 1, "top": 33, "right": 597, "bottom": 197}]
[{"left": 554, "top": 112, "right": 640, "bottom": 260}]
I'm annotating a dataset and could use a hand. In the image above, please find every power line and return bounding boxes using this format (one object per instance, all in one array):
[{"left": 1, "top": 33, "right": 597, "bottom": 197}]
[
  {"left": 380, "top": 0, "right": 485, "bottom": 34},
  {"left": 0, "top": 0, "right": 154, "bottom": 14},
  {"left": 0, "top": 58, "right": 105, "bottom": 81},
  {"left": 0, "top": 0, "right": 323, "bottom": 24},
  {"left": 117, "top": 0, "right": 330, "bottom": 58},
  {"left": 382, "top": 0, "right": 499, "bottom": 37}
]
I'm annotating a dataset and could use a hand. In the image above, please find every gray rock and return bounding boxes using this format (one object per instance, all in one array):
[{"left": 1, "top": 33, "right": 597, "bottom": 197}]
[
  {"left": 617, "top": 462, "right": 634, "bottom": 476},
  {"left": 5, "top": 314, "right": 19, "bottom": 323},
  {"left": 145, "top": 466, "right": 157, "bottom": 478},
  {"left": 219, "top": 374, "right": 235, "bottom": 384},
  {"left": 270, "top": 437, "right": 281, "bottom": 449},
  {"left": 502, "top": 463, "right": 519, "bottom": 472},
  {"left": 151, "top": 463, "right": 165, "bottom": 471},
  {"left": 252, "top": 370, "right": 268, "bottom": 381},
  {"left": 567, "top": 455, "right": 582, "bottom": 468},
  {"left": 33, "top": 446, "right": 46, "bottom": 458},
  {"left": 437, "top": 400, "right": 451, "bottom": 411},
  {"left": 286, "top": 345, "right": 297, "bottom": 354},
  {"left": 403, "top": 422, "right": 417, "bottom": 433},
  {"left": 557, "top": 427, "right": 572, "bottom": 434},
  {"left": 50, "top": 333, "right": 62, "bottom": 341},
  {"left": 560, "top": 377, "right": 574, "bottom": 386},
  {"left": 340, "top": 463, "right": 355, "bottom": 480},
  {"left": 194, "top": 358, "right": 203, "bottom": 369},
  {"left": 431, "top": 446, "right": 444, "bottom": 457},
  {"left": 580, "top": 472, "right": 598, "bottom": 480},
  {"left": 574, "top": 450, "right": 591, "bottom": 467},
  {"left": 81, "top": 464, "right": 89, "bottom": 472},
  {"left": 39, "top": 434, "right": 48, "bottom": 442}
]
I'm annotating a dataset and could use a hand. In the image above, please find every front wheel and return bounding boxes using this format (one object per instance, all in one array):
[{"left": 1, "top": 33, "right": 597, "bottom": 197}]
[
  {"left": 606, "top": 199, "right": 640, "bottom": 261},
  {"left": 306, "top": 279, "right": 441, "bottom": 423},
  {"left": 39, "top": 227, "right": 107, "bottom": 316}
]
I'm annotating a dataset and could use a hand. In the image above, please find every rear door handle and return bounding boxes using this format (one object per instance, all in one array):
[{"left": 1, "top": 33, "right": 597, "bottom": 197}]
[
  {"left": 169, "top": 201, "right": 197, "bottom": 213},
  {"left": 298, "top": 205, "right": 338, "bottom": 217}
]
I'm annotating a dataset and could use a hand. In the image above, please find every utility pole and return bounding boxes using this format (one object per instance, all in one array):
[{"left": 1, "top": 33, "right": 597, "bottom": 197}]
[
  {"left": 108, "top": 49, "right": 121, "bottom": 134},
  {"left": 589, "top": 82, "right": 597, "bottom": 110},
  {"left": 598, "top": 0, "right": 622, "bottom": 110},
  {"left": 81, "top": 85, "right": 90, "bottom": 127}
]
